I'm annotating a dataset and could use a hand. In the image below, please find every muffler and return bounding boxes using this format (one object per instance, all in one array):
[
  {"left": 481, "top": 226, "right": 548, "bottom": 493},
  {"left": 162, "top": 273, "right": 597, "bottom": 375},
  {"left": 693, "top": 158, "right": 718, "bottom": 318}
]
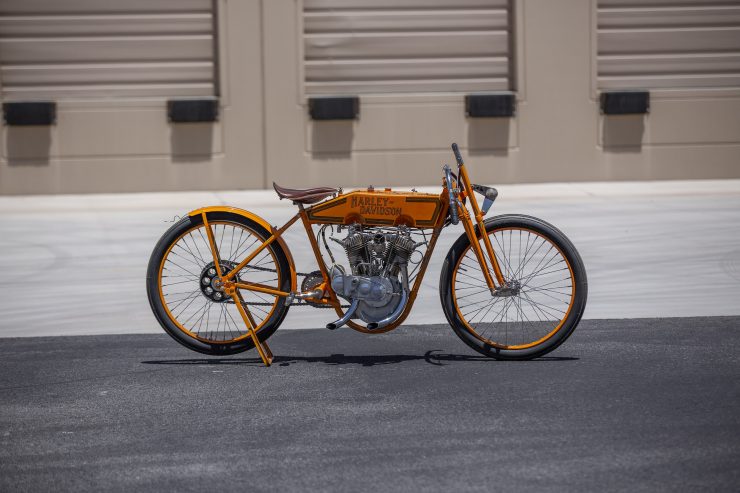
[
  {"left": 366, "top": 289, "right": 408, "bottom": 331},
  {"left": 326, "top": 298, "right": 359, "bottom": 330}
]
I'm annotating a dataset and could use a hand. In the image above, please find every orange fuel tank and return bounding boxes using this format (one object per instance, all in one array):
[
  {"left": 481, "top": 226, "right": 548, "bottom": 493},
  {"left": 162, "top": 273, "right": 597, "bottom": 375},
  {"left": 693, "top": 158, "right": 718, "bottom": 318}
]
[{"left": 306, "top": 187, "right": 446, "bottom": 228}]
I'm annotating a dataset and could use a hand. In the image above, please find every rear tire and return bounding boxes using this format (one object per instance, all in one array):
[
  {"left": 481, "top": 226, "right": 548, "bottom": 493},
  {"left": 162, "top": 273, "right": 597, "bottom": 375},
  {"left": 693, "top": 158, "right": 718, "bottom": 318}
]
[
  {"left": 440, "top": 214, "right": 587, "bottom": 360},
  {"left": 146, "top": 212, "right": 291, "bottom": 356}
]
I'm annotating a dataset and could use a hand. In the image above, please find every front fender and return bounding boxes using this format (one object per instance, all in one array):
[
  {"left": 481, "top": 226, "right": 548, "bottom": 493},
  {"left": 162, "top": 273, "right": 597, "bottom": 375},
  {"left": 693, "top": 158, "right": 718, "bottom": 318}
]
[{"left": 188, "top": 206, "right": 297, "bottom": 291}]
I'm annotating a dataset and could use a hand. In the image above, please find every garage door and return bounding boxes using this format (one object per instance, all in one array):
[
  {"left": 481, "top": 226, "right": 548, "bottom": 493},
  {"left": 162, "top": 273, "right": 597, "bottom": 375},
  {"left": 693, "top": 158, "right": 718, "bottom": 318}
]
[
  {"left": 0, "top": 0, "right": 216, "bottom": 101},
  {"left": 303, "top": 0, "right": 512, "bottom": 95},
  {"left": 597, "top": 0, "right": 740, "bottom": 90}
]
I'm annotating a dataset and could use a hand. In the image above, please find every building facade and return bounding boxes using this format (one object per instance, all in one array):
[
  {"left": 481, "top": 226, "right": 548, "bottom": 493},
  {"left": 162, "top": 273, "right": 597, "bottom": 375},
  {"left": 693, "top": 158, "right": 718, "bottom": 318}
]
[{"left": 1, "top": 0, "right": 739, "bottom": 195}]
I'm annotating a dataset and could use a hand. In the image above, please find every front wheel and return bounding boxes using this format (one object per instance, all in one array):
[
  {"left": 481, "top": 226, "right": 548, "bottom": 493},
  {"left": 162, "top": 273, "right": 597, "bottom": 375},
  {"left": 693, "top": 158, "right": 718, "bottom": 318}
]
[{"left": 440, "top": 215, "right": 587, "bottom": 360}]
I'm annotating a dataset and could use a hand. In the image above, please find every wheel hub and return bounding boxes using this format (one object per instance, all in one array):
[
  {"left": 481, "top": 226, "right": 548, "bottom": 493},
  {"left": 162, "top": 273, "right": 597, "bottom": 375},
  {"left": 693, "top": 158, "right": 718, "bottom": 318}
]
[
  {"left": 200, "top": 260, "right": 240, "bottom": 302},
  {"left": 493, "top": 279, "right": 521, "bottom": 297}
]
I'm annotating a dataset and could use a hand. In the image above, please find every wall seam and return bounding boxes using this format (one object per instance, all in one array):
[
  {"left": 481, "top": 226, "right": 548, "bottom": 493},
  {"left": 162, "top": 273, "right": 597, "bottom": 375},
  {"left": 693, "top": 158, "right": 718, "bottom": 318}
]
[{"left": 259, "top": 0, "right": 269, "bottom": 188}]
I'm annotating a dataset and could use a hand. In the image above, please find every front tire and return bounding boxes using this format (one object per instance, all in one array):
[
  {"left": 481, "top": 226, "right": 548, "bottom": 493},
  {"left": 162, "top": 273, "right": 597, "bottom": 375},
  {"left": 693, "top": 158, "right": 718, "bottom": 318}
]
[{"left": 440, "top": 215, "right": 587, "bottom": 360}]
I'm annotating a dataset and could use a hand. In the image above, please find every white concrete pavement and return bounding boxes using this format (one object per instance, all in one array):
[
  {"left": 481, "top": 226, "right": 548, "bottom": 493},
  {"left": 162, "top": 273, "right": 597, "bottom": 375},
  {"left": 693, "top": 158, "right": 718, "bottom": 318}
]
[{"left": 1, "top": 180, "right": 739, "bottom": 338}]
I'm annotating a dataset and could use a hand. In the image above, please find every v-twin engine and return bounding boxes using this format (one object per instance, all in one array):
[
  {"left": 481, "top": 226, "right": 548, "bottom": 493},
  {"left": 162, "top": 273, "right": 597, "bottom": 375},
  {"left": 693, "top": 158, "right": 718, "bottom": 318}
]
[{"left": 328, "top": 225, "right": 421, "bottom": 328}]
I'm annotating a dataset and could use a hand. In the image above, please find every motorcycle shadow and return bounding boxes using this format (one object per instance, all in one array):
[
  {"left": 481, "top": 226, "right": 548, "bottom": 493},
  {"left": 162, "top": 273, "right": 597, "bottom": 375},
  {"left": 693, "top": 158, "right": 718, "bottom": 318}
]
[{"left": 142, "top": 350, "right": 578, "bottom": 367}]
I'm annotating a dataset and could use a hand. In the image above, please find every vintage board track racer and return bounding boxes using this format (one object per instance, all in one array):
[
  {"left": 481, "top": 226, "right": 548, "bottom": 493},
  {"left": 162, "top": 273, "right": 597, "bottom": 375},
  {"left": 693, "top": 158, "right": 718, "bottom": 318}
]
[{"left": 147, "top": 144, "right": 588, "bottom": 365}]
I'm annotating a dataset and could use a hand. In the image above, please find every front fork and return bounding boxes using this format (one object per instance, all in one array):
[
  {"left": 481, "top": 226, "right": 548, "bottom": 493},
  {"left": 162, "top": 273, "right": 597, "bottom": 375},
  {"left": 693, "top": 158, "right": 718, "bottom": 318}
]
[
  {"left": 453, "top": 166, "right": 506, "bottom": 293},
  {"left": 459, "top": 206, "right": 506, "bottom": 293}
]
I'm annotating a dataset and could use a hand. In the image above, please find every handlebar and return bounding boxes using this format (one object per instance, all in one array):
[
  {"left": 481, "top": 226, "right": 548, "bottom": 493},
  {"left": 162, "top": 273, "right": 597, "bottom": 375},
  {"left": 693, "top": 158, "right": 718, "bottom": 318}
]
[
  {"left": 443, "top": 165, "right": 459, "bottom": 225},
  {"left": 451, "top": 143, "right": 464, "bottom": 167}
]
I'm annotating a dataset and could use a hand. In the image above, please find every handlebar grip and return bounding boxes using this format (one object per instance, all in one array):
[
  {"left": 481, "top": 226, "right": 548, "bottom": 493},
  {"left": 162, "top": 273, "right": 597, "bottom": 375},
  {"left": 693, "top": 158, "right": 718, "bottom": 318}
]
[{"left": 451, "top": 143, "right": 464, "bottom": 167}]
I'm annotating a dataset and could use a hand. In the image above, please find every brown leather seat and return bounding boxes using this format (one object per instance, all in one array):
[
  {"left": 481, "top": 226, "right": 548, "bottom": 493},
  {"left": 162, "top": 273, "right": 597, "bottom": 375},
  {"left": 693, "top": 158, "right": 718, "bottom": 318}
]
[{"left": 273, "top": 182, "right": 339, "bottom": 204}]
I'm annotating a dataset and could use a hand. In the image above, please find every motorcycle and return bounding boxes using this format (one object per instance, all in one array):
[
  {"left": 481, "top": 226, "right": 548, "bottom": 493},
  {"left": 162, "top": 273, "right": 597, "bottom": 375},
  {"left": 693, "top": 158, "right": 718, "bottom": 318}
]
[{"left": 146, "top": 144, "right": 587, "bottom": 365}]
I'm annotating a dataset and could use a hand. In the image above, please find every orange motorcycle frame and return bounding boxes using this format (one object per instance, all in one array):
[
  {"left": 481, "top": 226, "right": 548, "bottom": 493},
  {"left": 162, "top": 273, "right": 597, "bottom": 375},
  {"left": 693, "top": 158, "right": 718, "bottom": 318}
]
[{"left": 189, "top": 156, "right": 505, "bottom": 366}]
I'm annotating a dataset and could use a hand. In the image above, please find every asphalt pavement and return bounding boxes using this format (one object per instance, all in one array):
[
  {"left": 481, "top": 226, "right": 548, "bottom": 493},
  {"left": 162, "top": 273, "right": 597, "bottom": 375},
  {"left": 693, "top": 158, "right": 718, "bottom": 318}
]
[
  {"left": 2, "top": 181, "right": 739, "bottom": 491},
  {"left": 2, "top": 317, "right": 739, "bottom": 492}
]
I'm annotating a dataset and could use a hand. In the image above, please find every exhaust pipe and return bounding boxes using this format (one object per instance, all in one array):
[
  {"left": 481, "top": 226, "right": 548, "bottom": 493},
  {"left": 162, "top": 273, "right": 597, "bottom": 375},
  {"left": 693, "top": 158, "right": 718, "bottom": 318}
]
[
  {"left": 366, "top": 289, "right": 408, "bottom": 331},
  {"left": 326, "top": 298, "right": 359, "bottom": 330}
]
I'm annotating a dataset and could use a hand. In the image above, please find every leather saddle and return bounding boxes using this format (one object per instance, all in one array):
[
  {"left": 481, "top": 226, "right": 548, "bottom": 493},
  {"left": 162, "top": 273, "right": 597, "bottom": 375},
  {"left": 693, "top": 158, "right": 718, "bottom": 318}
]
[{"left": 272, "top": 182, "right": 339, "bottom": 204}]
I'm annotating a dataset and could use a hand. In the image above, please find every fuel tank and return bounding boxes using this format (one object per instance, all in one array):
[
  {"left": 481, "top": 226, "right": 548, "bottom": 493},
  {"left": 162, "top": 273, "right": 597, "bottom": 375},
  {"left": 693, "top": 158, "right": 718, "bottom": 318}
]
[{"left": 306, "top": 187, "right": 446, "bottom": 228}]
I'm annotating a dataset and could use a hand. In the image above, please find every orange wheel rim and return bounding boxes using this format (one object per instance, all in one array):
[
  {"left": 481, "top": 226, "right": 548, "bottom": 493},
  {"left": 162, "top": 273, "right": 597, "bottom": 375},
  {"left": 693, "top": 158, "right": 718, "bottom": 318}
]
[
  {"left": 158, "top": 220, "right": 281, "bottom": 344},
  {"left": 451, "top": 227, "right": 576, "bottom": 350}
]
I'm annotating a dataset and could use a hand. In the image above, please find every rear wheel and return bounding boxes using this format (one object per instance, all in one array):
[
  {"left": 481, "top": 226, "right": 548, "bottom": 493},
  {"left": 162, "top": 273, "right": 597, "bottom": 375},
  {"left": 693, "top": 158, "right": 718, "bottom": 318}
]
[
  {"left": 440, "top": 215, "right": 587, "bottom": 360},
  {"left": 146, "top": 212, "right": 291, "bottom": 355}
]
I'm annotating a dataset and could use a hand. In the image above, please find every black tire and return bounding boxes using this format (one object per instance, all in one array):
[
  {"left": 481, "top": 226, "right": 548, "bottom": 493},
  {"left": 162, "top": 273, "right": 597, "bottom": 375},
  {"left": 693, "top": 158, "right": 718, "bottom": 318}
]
[
  {"left": 146, "top": 211, "right": 291, "bottom": 356},
  {"left": 440, "top": 214, "right": 587, "bottom": 360}
]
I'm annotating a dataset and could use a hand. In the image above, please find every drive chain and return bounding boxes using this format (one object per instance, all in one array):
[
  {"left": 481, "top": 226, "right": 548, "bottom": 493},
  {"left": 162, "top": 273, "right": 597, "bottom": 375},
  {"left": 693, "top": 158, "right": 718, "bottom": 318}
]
[{"left": 231, "top": 264, "right": 349, "bottom": 308}]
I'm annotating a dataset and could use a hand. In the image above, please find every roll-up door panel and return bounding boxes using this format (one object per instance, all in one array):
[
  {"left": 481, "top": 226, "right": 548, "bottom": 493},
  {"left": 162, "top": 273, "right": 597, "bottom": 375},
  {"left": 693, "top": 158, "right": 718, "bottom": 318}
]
[
  {"left": 304, "top": 0, "right": 511, "bottom": 95},
  {"left": 0, "top": 37, "right": 213, "bottom": 64},
  {"left": 0, "top": 0, "right": 215, "bottom": 101},
  {"left": 0, "top": 14, "right": 213, "bottom": 37},
  {"left": 600, "top": 54, "right": 740, "bottom": 76},
  {"left": 0, "top": 0, "right": 211, "bottom": 14},
  {"left": 306, "top": 58, "right": 508, "bottom": 83},
  {"left": 2, "top": 63, "right": 214, "bottom": 87},
  {"left": 305, "top": 11, "right": 509, "bottom": 33},
  {"left": 1, "top": 83, "right": 215, "bottom": 100},
  {"left": 600, "top": 27, "right": 740, "bottom": 55},
  {"left": 599, "top": 73, "right": 740, "bottom": 91},
  {"left": 306, "top": 32, "right": 507, "bottom": 60},
  {"left": 305, "top": 77, "right": 509, "bottom": 95},
  {"left": 599, "top": 6, "right": 740, "bottom": 28},
  {"left": 307, "top": 0, "right": 508, "bottom": 8},
  {"left": 597, "top": 1, "right": 740, "bottom": 90},
  {"left": 599, "top": 0, "right": 740, "bottom": 6}
]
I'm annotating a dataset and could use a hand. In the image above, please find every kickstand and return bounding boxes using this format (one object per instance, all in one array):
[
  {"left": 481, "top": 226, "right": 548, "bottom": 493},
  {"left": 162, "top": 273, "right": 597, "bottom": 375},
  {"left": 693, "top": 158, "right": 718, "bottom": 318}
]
[
  {"left": 231, "top": 289, "right": 274, "bottom": 367},
  {"left": 248, "top": 326, "right": 273, "bottom": 367}
]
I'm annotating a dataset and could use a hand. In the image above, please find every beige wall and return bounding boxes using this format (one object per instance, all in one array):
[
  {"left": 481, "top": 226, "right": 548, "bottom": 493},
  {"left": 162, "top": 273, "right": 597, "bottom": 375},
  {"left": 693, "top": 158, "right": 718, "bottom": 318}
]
[
  {"left": 0, "top": 0, "right": 265, "bottom": 194},
  {"left": 1, "top": 0, "right": 739, "bottom": 195}
]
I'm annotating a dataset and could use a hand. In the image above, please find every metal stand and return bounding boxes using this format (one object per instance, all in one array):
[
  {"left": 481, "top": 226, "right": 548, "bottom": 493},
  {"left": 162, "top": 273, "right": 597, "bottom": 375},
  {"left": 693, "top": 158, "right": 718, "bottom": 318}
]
[{"left": 229, "top": 287, "right": 274, "bottom": 366}]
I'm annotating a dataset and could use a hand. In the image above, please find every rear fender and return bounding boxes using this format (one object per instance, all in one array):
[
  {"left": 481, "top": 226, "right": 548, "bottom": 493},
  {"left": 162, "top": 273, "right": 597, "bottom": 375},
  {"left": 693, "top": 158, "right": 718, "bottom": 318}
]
[{"left": 188, "top": 206, "right": 297, "bottom": 291}]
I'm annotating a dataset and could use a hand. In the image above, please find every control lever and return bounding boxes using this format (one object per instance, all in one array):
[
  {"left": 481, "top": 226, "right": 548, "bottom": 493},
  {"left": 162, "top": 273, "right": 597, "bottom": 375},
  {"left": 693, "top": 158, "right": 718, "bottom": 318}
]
[
  {"left": 471, "top": 183, "right": 498, "bottom": 215},
  {"left": 443, "top": 165, "right": 459, "bottom": 225}
]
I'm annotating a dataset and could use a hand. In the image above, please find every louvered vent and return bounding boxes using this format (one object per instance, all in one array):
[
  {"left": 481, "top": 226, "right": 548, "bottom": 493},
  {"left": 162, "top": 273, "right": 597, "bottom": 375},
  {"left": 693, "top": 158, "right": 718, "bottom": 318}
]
[
  {"left": 303, "top": 0, "right": 512, "bottom": 95},
  {"left": 0, "top": 0, "right": 216, "bottom": 101},
  {"left": 597, "top": 0, "right": 740, "bottom": 90}
]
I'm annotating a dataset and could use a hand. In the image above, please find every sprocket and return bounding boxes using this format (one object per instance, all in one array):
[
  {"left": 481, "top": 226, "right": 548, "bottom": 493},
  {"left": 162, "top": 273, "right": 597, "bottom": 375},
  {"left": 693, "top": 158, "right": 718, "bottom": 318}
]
[{"left": 300, "top": 270, "right": 325, "bottom": 307}]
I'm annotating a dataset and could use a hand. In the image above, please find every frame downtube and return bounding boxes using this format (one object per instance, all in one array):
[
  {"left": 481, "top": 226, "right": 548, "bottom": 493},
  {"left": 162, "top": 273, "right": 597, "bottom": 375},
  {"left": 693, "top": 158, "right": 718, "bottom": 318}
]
[{"left": 300, "top": 205, "right": 341, "bottom": 307}]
